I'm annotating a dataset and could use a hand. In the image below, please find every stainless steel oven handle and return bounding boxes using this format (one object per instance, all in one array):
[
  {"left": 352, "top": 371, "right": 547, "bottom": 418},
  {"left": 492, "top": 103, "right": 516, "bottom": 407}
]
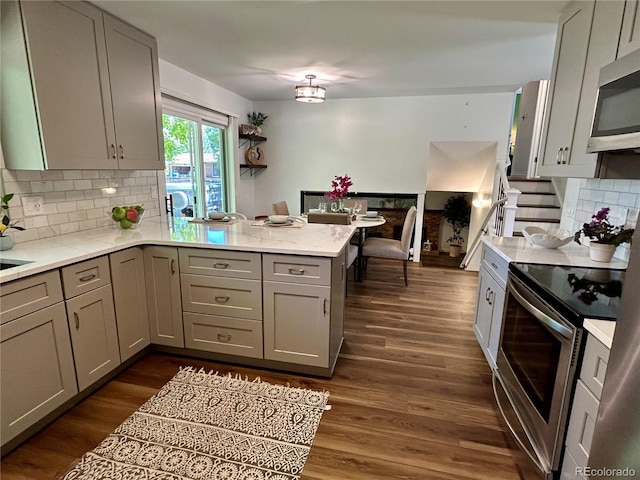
[
  {"left": 492, "top": 371, "right": 549, "bottom": 474},
  {"left": 509, "top": 283, "right": 573, "bottom": 340}
]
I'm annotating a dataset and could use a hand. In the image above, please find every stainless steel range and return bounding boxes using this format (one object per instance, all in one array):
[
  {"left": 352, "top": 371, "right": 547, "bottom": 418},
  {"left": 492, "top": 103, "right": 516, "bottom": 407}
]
[{"left": 493, "top": 263, "right": 625, "bottom": 480}]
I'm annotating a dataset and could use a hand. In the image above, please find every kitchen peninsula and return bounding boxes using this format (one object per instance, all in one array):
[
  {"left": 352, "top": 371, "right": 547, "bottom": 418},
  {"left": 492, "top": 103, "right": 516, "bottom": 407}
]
[{"left": 0, "top": 217, "right": 354, "bottom": 451}]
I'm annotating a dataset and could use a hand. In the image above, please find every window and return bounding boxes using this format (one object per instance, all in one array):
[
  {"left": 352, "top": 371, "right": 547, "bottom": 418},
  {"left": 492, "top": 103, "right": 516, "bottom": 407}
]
[{"left": 162, "top": 96, "right": 231, "bottom": 217}]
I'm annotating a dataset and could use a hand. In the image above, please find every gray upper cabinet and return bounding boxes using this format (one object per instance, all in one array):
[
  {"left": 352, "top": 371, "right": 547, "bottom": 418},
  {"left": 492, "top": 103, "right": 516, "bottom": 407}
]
[
  {"left": 537, "top": 0, "right": 625, "bottom": 178},
  {"left": 618, "top": 0, "right": 640, "bottom": 58},
  {"left": 0, "top": 0, "right": 163, "bottom": 170}
]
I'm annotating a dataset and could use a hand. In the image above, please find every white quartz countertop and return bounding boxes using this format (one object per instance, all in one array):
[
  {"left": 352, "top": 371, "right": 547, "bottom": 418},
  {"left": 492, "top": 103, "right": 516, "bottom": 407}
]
[
  {"left": 482, "top": 236, "right": 628, "bottom": 269},
  {"left": 0, "top": 216, "right": 356, "bottom": 284},
  {"left": 483, "top": 236, "right": 622, "bottom": 347}
]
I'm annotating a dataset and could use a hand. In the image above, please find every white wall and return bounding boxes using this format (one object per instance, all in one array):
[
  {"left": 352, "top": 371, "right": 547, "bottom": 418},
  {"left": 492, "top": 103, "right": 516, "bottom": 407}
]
[{"left": 253, "top": 93, "right": 514, "bottom": 216}]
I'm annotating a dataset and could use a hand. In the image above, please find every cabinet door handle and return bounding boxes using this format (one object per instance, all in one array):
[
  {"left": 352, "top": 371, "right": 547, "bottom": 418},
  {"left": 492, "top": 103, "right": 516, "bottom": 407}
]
[
  {"left": 214, "top": 262, "right": 229, "bottom": 269},
  {"left": 215, "top": 295, "right": 230, "bottom": 303},
  {"left": 171, "top": 259, "right": 176, "bottom": 276},
  {"left": 74, "top": 312, "right": 80, "bottom": 329},
  {"left": 562, "top": 146, "right": 569, "bottom": 164},
  {"left": 110, "top": 144, "right": 117, "bottom": 159},
  {"left": 289, "top": 267, "right": 305, "bottom": 275},
  {"left": 119, "top": 144, "right": 124, "bottom": 159},
  {"left": 485, "top": 287, "right": 491, "bottom": 301},
  {"left": 555, "top": 148, "right": 562, "bottom": 164},
  {"left": 79, "top": 273, "right": 96, "bottom": 282},
  {"left": 488, "top": 291, "right": 494, "bottom": 306},
  {"left": 217, "top": 334, "right": 232, "bottom": 343},
  {"left": 323, "top": 298, "right": 328, "bottom": 315}
]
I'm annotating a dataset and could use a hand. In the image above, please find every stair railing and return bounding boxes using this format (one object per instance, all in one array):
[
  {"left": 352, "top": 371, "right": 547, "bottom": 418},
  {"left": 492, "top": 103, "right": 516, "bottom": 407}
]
[{"left": 460, "top": 162, "right": 520, "bottom": 269}]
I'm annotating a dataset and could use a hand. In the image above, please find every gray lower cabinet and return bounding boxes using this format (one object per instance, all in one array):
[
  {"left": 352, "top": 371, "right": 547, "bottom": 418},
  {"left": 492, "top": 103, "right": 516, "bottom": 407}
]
[
  {"left": 110, "top": 247, "right": 150, "bottom": 361},
  {"left": 560, "top": 334, "right": 610, "bottom": 479},
  {"left": 180, "top": 248, "right": 263, "bottom": 359},
  {"left": 144, "top": 246, "right": 184, "bottom": 347},
  {"left": 62, "top": 257, "right": 121, "bottom": 392},
  {"left": 473, "top": 244, "right": 508, "bottom": 369},
  {"left": 1, "top": 302, "right": 77, "bottom": 447},
  {"left": 262, "top": 253, "right": 345, "bottom": 370}
]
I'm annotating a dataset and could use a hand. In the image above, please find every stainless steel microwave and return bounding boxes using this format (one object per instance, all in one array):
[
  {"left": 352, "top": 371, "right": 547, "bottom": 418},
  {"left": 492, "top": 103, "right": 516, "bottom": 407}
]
[{"left": 587, "top": 48, "right": 640, "bottom": 153}]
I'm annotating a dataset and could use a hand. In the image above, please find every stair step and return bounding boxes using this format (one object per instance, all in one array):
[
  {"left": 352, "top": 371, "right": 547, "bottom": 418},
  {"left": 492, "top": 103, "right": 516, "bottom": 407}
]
[
  {"left": 513, "top": 232, "right": 524, "bottom": 237},
  {"left": 518, "top": 193, "right": 560, "bottom": 207},
  {"left": 509, "top": 179, "right": 555, "bottom": 194},
  {"left": 508, "top": 177, "right": 552, "bottom": 182},
  {"left": 517, "top": 206, "right": 561, "bottom": 220},
  {"left": 518, "top": 204, "right": 561, "bottom": 209},
  {"left": 515, "top": 217, "right": 561, "bottom": 223}
]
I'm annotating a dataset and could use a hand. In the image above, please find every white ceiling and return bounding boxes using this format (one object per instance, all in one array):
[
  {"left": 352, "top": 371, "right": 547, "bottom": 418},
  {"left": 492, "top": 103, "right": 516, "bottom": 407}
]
[{"left": 92, "top": 0, "right": 569, "bottom": 102}]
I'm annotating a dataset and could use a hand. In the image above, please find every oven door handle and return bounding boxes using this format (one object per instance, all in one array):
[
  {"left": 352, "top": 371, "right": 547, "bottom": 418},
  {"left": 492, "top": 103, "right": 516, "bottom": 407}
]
[
  {"left": 509, "top": 284, "right": 573, "bottom": 340},
  {"left": 492, "top": 370, "right": 551, "bottom": 474}
]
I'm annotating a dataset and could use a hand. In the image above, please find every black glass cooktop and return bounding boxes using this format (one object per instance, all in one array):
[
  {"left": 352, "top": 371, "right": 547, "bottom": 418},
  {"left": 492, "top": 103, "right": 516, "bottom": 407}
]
[{"left": 510, "top": 262, "right": 625, "bottom": 322}]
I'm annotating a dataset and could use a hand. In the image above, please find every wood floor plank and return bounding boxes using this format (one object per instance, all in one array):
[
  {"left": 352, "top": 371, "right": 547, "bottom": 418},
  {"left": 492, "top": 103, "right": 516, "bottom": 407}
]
[{"left": 0, "top": 260, "right": 521, "bottom": 479}]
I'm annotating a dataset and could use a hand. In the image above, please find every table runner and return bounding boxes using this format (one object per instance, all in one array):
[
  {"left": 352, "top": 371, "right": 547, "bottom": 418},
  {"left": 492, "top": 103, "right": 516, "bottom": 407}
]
[{"left": 60, "top": 367, "right": 330, "bottom": 480}]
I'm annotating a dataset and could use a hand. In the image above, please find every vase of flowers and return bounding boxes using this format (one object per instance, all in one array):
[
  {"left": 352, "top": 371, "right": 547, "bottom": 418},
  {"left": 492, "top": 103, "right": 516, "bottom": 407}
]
[
  {"left": 574, "top": 207, "right": 634, "bottom": 262},
  {"left": 0, "top": 194, "right": 25, "bottom": 251},
  {"left": 325, "top": 175, "right": 353, "bottom": 213}
]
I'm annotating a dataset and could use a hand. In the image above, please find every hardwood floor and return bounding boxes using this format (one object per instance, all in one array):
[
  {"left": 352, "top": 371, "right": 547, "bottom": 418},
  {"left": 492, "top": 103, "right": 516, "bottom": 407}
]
[{"left": 1, "top": 259, "right": 521, "bottom": 479}]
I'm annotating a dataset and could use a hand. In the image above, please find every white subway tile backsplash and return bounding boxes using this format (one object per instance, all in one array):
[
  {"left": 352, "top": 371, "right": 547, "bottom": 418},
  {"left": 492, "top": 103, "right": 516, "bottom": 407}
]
[
  {"left": 618, "top": 193, "right": 637, "bottom": 208},
  {"left": 603, "top": 191, "right": 619, "bottom": 204},
  {"left": 0, "top": 168, "right": 161, "bottom": 244}
]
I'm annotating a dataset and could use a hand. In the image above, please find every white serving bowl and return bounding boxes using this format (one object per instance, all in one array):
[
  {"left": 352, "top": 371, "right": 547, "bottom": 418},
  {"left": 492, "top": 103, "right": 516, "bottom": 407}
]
[
  {"left": 365, "top": 210, "right": 378, "bottom": 218},
  {"left": 522, "top": 226, "right": 573, "bottom": 249},
  {"left": 208, "top": 212, "right": 227, "bottom": 220},
  {"left": 269, "top": 215, "right": 289, "bottom": 224}
]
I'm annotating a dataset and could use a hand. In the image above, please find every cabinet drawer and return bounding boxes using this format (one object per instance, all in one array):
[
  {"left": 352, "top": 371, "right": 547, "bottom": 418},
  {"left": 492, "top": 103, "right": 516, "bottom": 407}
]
[
  {"left": 179, "top": 248, "right": 261, "bottom": 279},
  {"left": 0, "top": 270, "right": 64, "bottom": 324},
  {"left": 263, "top": 254, "right": 331, "bottom": 286},
  {"left": 181, "top": 274, "right": 262, "bottom": 320},
  {"left": 61, "top": 256, "right": 111, "bottom": 298},
  {"left": 565, "top": 379, "right": 599, "bottom": 468},
  {"left": 184, "top": 312, "right": 263, "bottom": 359},
  {"left": 580, "top": 334, "right": 610, "bottom": 400},
  {"left": 481, "top": 244, "right": 508, "bottom": 286}
]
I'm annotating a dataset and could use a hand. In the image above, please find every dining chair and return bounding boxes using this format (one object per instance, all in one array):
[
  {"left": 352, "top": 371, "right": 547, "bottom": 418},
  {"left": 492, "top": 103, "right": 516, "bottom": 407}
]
[
  {"left": 272, "top": 201, "right": 289, "bottom": 215},
  {"left": 308, "top": 212, "right": 359, "bottom": 281},
  {"left": 362, "top": 206, "right": 417, "bottom": 286}
]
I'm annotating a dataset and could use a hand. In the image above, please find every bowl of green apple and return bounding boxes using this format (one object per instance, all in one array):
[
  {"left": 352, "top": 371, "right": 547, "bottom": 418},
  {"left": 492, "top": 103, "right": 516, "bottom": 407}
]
[{"left": 110, "top": 205, "right": 145, "bottom": 229}]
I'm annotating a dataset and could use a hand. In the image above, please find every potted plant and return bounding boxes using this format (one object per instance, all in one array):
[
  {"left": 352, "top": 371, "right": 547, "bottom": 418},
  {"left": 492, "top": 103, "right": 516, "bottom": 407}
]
[
  {"left": 241, "top": 112, "right": 268, "bottom": 135},
  {"left": 0, "top": 193, "right": 25, "bottom": 251},
  {"left": 574, "top": 207, "right": 634, "bottom": 262},
  {"left": 442, "top": 193, "right": 471, "bottom": 258}
]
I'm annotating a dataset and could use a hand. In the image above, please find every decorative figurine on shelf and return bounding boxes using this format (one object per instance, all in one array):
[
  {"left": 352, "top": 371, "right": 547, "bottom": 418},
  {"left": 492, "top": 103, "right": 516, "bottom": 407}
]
[{"left": 240, "top": 112, "right": 269, "bottom": 136}]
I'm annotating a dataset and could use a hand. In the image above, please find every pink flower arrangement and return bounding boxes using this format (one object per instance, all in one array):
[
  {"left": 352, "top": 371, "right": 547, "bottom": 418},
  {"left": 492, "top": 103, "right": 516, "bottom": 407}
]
[{"left": 326, "top": 174, "right": 352, "bottom": 200}]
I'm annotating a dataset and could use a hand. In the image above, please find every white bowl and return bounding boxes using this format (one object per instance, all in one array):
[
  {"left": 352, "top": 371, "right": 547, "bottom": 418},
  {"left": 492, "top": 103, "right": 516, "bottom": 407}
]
[
  {"left": 522, "top": 226, "right": 573, "bottom": 249},
  {"left": 365, "top": 210, "right": 378, "bottom": 218},
  {"left": 208, "top": 212, "right": 227, "bottom": 220},
  {"left": 269, "top": 215, "right": 289, "bottom": 224}
]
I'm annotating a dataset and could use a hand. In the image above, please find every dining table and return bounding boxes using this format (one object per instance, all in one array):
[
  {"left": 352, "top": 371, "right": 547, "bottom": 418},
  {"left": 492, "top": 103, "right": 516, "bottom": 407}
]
[{"left": 351, "top": 215, "right": 386, "bottom": 282}]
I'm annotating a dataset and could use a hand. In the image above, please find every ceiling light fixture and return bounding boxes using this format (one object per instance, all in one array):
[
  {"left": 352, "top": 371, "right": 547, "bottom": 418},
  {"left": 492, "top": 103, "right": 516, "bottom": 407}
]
[{"left": 295, "top": 74, "right": 326, "bottom": 103}]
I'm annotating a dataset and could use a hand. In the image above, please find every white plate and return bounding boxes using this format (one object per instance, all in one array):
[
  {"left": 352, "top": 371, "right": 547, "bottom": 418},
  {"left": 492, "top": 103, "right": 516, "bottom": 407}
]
[
  {"left": 265, "top": 220, "right": 293, "bottom": 227},
  {"left": 361, "top": 216, "right": 383, "bottom": 221},
  {"left": 204, "top": 216, "right": 231, "bottom": 222}
]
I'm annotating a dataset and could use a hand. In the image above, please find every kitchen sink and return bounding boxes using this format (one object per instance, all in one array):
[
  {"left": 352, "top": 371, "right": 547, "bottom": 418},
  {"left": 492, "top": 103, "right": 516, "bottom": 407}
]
[{"left": 0, "top": 259, "right": 34, "bottom": 270}]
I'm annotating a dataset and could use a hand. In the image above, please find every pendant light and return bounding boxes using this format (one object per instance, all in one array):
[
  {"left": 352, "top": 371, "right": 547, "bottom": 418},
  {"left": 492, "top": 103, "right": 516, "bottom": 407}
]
[{"left": 295, "top": 74, "right": 326, "bottom": 103}]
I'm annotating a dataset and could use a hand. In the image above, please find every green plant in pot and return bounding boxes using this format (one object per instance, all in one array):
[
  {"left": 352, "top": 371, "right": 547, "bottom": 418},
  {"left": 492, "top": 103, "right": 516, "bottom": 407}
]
[
  {"left": 0, "top": 193, "right": 26, "bottom": 251},
  {"left": 442, "top": 193, "right": 471, "bottom": 258}
]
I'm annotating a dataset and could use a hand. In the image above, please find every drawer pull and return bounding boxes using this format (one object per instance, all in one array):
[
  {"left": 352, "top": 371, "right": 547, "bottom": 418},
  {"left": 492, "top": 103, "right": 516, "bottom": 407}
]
[
  {"left": 289, "top": 267, "right": 305, "bottom": 275},
  {"left": 217, "top": 334, "right": 232, "bottom": 343},
  {"left": 485, "top": 287, "right": 491, "bottom": 301},
  {"left": 171, "top": 259, "right": 176, "bottom": 276},
  {"left": 323, "top": 298, "right": 327, "bottom": 315},
  {"left": 215, "top": 295, "right": 230, "bottom": 303},
  {"left": 74, "top": 312, "right": 80, "bottom": 329},
  {"left": 79, "top": 273, "right": 97, "bottom": 282},
  {"left": 214, "top": 262, "right": 229, "bottom": 269},
  {"left": 491, "top": 262, "right": 498, "bottom": 270}
]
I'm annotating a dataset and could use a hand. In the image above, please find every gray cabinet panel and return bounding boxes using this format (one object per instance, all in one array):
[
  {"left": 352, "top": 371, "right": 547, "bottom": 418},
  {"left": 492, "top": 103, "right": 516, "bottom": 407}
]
[
  {"left": 184, "top": 312, "right": 263, "bottom": 359},
  {"left": 66, "top": 284, "right": 120, "bottom": 391},
  {"left": 0, "top": 302, "right": 77, "bottom": 446},
  {"left": 144, "top": 246, "right": 184, "bottom": 347},
  {"left": 179, "top": 248, "right": 261, "bottom": 279},
  {"left": 110, "top": 248, "right": 150, "bottom": 361},
  {"left": 618, "top": 0, "right": 640, "bottom": 58},
  {"left": 0, "top": 270, "right": 63, "bottom": 324},
  {"left": 181, "top": 274, "right": 262, "bottom": 320}
]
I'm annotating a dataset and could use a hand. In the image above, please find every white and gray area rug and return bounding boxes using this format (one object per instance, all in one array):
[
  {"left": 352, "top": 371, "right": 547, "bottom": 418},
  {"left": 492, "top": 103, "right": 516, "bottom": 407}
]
[{"left": 60, "top": 367, "right": 330, "bottom": 480}]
